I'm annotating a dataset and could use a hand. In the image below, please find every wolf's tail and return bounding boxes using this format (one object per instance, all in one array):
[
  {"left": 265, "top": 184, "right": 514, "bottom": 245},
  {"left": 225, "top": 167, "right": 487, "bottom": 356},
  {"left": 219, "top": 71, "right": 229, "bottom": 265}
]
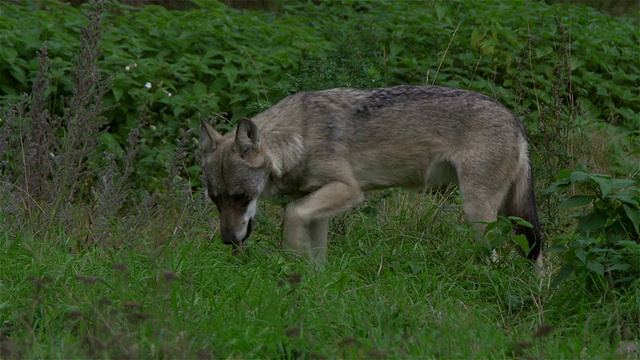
[{"left": 504, "top": 142, "right": 543, "bottom": 266}]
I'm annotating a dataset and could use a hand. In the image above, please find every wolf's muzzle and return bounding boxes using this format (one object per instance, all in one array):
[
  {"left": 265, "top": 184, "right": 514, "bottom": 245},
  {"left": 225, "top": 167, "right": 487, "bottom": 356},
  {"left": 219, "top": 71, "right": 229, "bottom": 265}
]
[{"left": 221, "top": 218, "right": 253, "bottom": 246}]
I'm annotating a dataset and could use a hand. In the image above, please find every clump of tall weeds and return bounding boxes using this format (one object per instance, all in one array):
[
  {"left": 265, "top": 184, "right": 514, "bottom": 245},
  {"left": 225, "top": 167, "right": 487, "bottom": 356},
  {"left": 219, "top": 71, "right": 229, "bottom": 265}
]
[{"left": 0, "top": 0, "right": 133, "bottom": 244}]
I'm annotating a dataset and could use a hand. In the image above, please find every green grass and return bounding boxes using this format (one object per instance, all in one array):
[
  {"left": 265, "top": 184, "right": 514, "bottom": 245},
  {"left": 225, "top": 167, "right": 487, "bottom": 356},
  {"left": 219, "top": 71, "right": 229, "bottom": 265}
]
[
  {"left": 2, "top": 191, "right": 636, "bottom": 358},
  {"left": 0, "top": 1, "right": 638, "bottom": 358}
]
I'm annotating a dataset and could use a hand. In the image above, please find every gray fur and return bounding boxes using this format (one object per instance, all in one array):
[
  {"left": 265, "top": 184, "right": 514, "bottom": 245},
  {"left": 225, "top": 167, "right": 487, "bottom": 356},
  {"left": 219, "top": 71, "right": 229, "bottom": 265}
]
[{"left": 200, "top": 85, "right": 543, "bottom": 267}]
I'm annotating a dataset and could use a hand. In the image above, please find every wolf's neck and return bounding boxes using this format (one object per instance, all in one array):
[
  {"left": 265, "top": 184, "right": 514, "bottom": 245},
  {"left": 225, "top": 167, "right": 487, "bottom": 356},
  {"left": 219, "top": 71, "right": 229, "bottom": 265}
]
[{"left": 263, "top": 131, "right": 305, "bottom": 178}]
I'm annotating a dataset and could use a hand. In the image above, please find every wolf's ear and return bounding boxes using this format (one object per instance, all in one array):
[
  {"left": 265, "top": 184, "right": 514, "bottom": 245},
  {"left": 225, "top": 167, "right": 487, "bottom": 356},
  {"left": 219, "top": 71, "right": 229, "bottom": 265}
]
[
  {"left": 200, "top": 119, "right": 223, "bottom": 153},
  {"left": 235, "top": 117, "right": 260, "bottom": 156}
]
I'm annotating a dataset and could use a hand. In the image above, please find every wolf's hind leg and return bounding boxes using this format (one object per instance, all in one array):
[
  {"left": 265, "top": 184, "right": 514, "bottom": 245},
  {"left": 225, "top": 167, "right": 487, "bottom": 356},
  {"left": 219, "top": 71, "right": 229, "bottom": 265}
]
[
  {"left": 283, "top": 180, "right": 363, "bottom": 263},
  {"left": 458, "top": 180, "right": 510, "bottom": 254}
]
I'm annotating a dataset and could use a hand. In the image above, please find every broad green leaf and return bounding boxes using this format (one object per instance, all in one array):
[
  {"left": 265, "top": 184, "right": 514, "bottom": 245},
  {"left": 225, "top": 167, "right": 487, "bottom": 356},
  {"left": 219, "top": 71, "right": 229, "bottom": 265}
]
[
  {"left": 577, "top": 97, "right": 601, "bottom": 116},
  {"left": 508, "top": 216, "right": 533, "bottom": 228},
  {"left": 535, "top": 45, "right": 553, "bottom": 58},
  {"left": 222, "top": 65, "right": 238, "bottom": 85},
  {"left": 541, "top": 178, "right": 571, "bottom": 195},
  {"left": 570, "top": 56, "right": 585, "bottom": 70},
  {"left": 614, "top": 276, "right": 637, "bottom": 285},
  {"left": 3, "top": 47, "right": 18, "bottom": 65},
  {"left": 617, "top": 107, "right": 637, "bottom": 121},
  {"left": 471, "top": 29, "right": 484, "bottom": 48},
  {"left": 98, "top": 133, "right": 124, "bottom": 156},
  {"left": 607, "top": 263, "right": 629, "bottom": 272},
  {"left": 589, "top": 174, "right": 612, "bottom": 198},
  {"left": 558, "top": 195, "right": 594, "bottom": 210},
  {"left": 551, "top": 265, "right": 574, "bottom": 287},
  {"left": 435, "top": 2, "right": 448, "bottom": 21},
  {"left": 209, "top": 77, "right": 228, "bottom": 94},
  {"left": 577, "top": 212, "right": 608, "bottom": 233},
  {"left": 511, "top": 234, "right": 530, "bottom": 255},
  {"left": 483, "top": 220, "right": 500, "bottom": 234},
  {"left": 623, "top": 204, "right": 640, "bottom": 236},
  {"left": 0, "top": 83, "right": 17, "bottom": 96},
  {"left": 586, "top": 260, "right": 604, "bottom": 277},
  {"left": 9, "top": 67, "right": 26, "bottom": 85},
  {"left": 388, "top": 43, "right": 404, "bottom": 60},
  {"left": 611, "top": 193, "right": 640, "bottom": 206},
  {"left": 616, "top": 240, "right": 640, "bottom": 248},
  {"left": 569, "top": 171, "right": 590, "bottom": 183},
  {"left": 173, "top": 106, "right": 185, "bottom": 118},
  {"left": 112, "top": 87, "right": 124, "bottom": 102},
  {"left": 193, "top": 81, "right": 207, "bottom": 97},
  {"left": 555, "top": 169, "right": 574, "bottom": 180},
  {"left": 546, "top": 244, "right": 568, "bottom": 253},
  {"left": 229, "top": 93, "right": 250, "bottom": 105},
  {"left": 610, "top": 178, "right": 636, "bottom": 189}
]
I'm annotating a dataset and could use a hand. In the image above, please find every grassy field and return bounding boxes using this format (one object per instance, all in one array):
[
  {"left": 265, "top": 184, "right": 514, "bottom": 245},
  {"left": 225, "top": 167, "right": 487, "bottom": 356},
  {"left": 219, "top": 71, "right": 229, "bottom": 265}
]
[
  {"left": 1, "top": 190, "right": 637, "bottom": 358},
  {"left": 1, "top": 0, "right": 638, "bottom": 358}
]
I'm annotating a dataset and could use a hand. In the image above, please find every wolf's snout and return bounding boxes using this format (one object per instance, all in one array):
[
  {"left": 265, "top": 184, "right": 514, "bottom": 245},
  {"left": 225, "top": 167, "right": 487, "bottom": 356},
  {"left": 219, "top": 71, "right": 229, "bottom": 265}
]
[
  {"left": 221, "top": 219, "right": 252, "bottom": 246},
  {"left": 221, "top": 227, "right": 241, "bottom": 245},
  {"left": 221, "top": 230, "right": 237, "bottom": 245}
]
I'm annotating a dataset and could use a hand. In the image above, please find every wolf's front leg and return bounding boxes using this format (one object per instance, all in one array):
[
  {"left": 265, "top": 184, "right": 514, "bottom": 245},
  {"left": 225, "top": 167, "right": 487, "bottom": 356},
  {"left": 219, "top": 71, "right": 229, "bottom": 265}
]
[
  {"left": 308, "top": 218, "right": 329, "bottom": 263},
  {"left": 282, "top": 207, "right": 313, "bottom": 260},
  {"left": 283, "top": 180, "right": 363, "bottom": 264},
  {"left": 281, "top": 215, "right": 329, "bottom": 264}
]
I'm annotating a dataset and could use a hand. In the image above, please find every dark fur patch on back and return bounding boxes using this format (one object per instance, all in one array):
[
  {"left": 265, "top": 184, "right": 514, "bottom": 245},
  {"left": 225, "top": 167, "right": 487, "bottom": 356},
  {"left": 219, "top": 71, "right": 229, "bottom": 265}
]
[{"left": 355, "top": 85, "right": 478, "bottom": 117}]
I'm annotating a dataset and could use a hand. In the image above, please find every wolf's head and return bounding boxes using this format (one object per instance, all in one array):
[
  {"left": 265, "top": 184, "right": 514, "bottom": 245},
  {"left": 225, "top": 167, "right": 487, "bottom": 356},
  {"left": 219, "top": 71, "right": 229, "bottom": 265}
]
[{"left": 200, "top": 118, "right": 269, "bottom": 248}]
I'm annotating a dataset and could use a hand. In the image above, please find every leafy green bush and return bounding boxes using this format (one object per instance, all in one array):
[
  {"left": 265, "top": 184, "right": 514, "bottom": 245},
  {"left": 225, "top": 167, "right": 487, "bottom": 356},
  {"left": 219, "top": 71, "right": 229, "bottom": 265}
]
[
  {"left": 482, "top": 216, "right": 536, "bottom": 260},
  {"left": 543, "top": 169, "right": 640, "bottom": 288},
  {"left": 0, "top": 2, "right": 135, "bottom": 238},
  {"left": 1, "top": 0, "right": 638, "bottom": 194}
]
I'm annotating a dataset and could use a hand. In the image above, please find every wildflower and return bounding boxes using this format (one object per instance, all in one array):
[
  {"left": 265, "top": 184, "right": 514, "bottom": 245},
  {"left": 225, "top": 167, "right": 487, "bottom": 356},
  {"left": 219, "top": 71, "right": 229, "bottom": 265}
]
[{"left": 145, "top": 82, "right": 152, "bottom": 89}]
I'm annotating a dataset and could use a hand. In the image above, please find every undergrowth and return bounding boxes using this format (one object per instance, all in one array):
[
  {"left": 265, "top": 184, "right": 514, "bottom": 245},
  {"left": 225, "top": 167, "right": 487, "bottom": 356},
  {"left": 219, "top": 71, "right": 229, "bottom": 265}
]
[
  {"left": 1, "top": 0, "right": 638, "bottom": 193},
  {"left": 0, "top": 0, "right": 638, "bottom": 358}
]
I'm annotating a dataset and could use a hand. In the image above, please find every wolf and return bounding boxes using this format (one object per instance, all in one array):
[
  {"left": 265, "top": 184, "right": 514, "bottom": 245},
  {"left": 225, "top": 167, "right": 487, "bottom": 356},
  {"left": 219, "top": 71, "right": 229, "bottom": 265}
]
[{"left": 200, "top": 85, "right": 543, "bottom": 267}]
